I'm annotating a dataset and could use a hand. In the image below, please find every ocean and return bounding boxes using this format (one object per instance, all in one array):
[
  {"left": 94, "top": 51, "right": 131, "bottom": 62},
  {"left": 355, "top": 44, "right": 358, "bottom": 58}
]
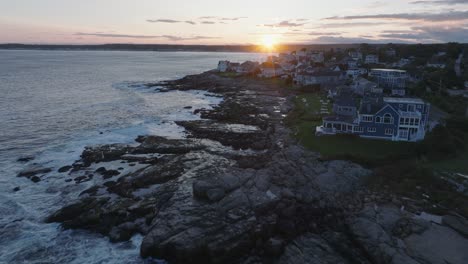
[{"left": 0, "top": 50, "right": 267, "bottom": 263}]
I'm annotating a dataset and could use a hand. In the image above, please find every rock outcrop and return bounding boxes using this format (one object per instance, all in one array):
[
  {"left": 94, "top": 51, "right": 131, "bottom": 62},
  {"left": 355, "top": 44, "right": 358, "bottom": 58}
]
[{"left": 45, "top": 72, "right": 468, "bottom": 263}]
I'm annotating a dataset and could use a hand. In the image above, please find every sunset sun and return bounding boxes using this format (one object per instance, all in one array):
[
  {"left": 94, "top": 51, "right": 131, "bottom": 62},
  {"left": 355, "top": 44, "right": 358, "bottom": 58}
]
[{"left": 261, "top": 35, "right": 277, "bottom": 50}]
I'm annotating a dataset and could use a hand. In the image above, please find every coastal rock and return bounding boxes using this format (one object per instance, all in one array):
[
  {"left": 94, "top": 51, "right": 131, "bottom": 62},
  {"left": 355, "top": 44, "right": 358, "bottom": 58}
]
[
  {"left": 58, "top": 165, "right": 72, "bottom": 173},
  {"left": 17, "top": 156, "right": 34, "bottom": 163},
  {"left": 45, "top": 72, "right": 394, "bottom": 263},
  {"left": 277, "top": 234, "right": 350, "bottom": 264},
  {"left": 17, "top": 167, "right": 52, "bottom": 178}
]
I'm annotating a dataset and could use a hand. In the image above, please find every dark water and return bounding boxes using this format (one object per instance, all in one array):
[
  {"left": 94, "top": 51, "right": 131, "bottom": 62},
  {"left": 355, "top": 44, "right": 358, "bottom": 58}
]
[{"left": 0, "top": 50, "right": 266, "bottom": 263}]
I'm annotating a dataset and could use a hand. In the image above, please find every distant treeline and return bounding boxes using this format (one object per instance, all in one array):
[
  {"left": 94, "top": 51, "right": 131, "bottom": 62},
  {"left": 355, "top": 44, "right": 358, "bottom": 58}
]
[
  {"left": 0, "top": 43, "right": 466, "bottom": 53},
  {"left": 0, "top": 43, "right": 362, "bottom": 53}
]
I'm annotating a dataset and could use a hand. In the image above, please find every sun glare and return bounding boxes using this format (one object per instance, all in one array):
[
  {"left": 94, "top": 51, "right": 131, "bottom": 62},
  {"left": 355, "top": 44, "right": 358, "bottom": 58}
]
[{"left": 261, "top": 35, "right": 277, "bottom": 50}]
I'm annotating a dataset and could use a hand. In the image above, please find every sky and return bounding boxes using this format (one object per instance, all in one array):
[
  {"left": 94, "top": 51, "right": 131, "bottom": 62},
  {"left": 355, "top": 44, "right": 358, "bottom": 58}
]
[{"left": 0, "top": 0, "right": 468, "bottom": 45}]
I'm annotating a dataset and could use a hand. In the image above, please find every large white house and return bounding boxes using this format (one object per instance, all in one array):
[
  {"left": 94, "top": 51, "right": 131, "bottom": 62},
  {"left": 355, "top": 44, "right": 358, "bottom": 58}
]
[{"left": 369, "top": 69, "right": 408, "bottom": 89}]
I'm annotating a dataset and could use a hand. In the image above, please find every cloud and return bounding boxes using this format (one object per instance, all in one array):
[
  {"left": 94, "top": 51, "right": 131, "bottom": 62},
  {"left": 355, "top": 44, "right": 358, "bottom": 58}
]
[
  {"left": 262, "top": 20, "right": 307, "bottom": 27},
  {"left": 410, "top": 0, "right": 468, "bottom": 5},
  {"left": 219, "top": 17, "right": 248, "bottom": 21},
  {"left": 74, "top": 32, "right": 219, "bottom": 41},
  {"left": 308, "top": 31, "right": 342, "bottom": 36},
  {"left": 199, "top": 16, "right": 247, "bottom": 21},
  {"left": 311, "top": 35, "right": 411, "bottom": 44},
  {"left": 147, "top": 19, "right": 180, "bottom": 23},
  {"left": 324, "top": 11, "right": 468, "bottom": 22},
  {"left": 376, "top": 24, "right": 468, "bottom": 42},
  {"left": 201, "top": 21, "right": 216, "bottom": 24},
  {"left": 147, "top": 19, "right": 197, "bottom": 25},
  {"left": 316, "top": 22, "right": 386, "bottom": 28}
]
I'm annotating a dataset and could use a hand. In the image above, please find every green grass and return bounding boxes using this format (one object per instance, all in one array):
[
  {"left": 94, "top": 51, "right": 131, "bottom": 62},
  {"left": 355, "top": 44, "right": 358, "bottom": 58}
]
[
  {"left": 217, "top": 72, "right": 239, "bottom": 78},
  {"left": 429, "top": 143, "right": 468, "bottom": 174},
  {"left": 296, "top": 123, "right": 411, "bottom": 162},
  {"left": 288, "top": 92, "right": 410, "bottom": 165}
]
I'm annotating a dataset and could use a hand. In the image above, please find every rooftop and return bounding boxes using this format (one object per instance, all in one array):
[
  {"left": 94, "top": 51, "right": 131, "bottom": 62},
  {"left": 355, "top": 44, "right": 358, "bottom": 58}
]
[
  {"left": 371, "top": 68, "right": 406, "bottom": 73},
  {"left": 383, "top": 97, "right": 425, "bottom": 104}
]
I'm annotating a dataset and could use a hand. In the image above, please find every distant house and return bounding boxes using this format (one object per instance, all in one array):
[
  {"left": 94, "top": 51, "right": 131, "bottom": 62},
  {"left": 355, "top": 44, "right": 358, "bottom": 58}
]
[
  {"left": 426, "top": 61, "right": 446, "bottom": 69},
  {"left": 365, "top": 54, "right": 379, "bottom": 64},
  {"left": 369, "top": 69, "right": 408, "bottom": 89},
  {"left": 396, "top": 58, "right": 411, "bottom": 68},
  {"left": 237, "top": 61, "right": 259, "bottom": 74},
  {"left": 347, "top": 68, "right": 368, "bottom": 79},
  {"left": 279, "top": 53, "right": 297, "bottom": 63},
  {"left": 352, "top": 77, "right": 378, "bottom": 95},
  {"left": 349, "top": 51, "right": 363, "bottom": 61},
  {"left": 217, "top": 61, "right": 240, "bottom": 72},
  {"left": 258, "top": 62, "right": 284, "bottom": 78},
  {"left": 333, "top": 96, "right": 358, "bottom": 116},
  {"left": 316, "top": 97, "right": 431, "bottom": 142},
  {"left": 346, "top": 59, "right": 359, "bottom": 69},
  {"left": 391, "top": 88, "right": 406, "bottom": 97},
  {"left": 385, "top": 49, "right": 397, "bottom": 57},
  {"left": 294, "top": 68, "right": 344, "bottom": 86},
  {"left": 310, "top": 51, "right": 325, "bottom": 63},
  {"left": 217, "top": 61, "right": 230, "bottom": 72}
]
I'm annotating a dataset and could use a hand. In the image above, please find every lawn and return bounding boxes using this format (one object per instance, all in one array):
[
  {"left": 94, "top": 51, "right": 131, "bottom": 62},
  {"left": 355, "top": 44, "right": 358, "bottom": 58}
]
[
  {"left": 295, "top": 122, "right": 411, "bottom": 162},
  {"left": 288, "top": 92, "right": 411, "bottom": 165}
]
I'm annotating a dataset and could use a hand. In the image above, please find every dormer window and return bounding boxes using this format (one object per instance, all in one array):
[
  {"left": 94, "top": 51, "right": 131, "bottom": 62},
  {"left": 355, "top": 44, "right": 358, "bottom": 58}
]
[{"left": 383, "top": 114, "right": 393, "bottom": 124}]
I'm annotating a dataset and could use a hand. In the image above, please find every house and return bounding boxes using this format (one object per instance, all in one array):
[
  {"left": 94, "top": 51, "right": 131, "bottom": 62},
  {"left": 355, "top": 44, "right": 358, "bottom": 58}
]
[
  {"left": 237, "top": 61, "right": 259, "bottom": 74},
  {"left": 352, "top": 77, "right": 378, "bottom": 95},
  {"left": 426, "top": 61, "right": 446, "bottom": 69},
  {"left": 426, "top": 55, "right": 446, "bottom": 69},
  {"left": 294, "top": 68, "right": 344, "bottom": 86},
  {"left": 310, "top": 51, "right": 325, "bottom": 63},
  {"left": 217, "top": 61, "right": 231, "bottom": 72},
  {"left": 279, "top": 53, "right": 297, "bottom": 63},
  {"left": 316, "top": 97, "right": 430, "bottom": 142},
  {"left": 217, "top": 61, "right": 241, "bottom": 72},
  {"left": 279, "top": 61, "right": 296, "bottom": 72},
  {"left": 333, "top": 96, "right": 358, "bottom": 116},
  {"left": 365, "top": 54, "right": 379, "bottom": 64},
  {"left": 391, "top": 88, "right": 406, "bottom": 96},
  {"left": 396, "top": 58, "right": 411, "bottom": 68},
  {"left": 347, "top": 68, "right": 367, "bottom": 79},
  {"left": 258, "top": 62, "right": 284, "bottom": 78},
  {"left": 349, "top": 51, "right": 363, "bottom": 61},
  {"left": 346, "top": 59, "right": 359, "bottom": 69},
  {"left": 385, "top": 49, "right": 397, "bottom": 57},
  {"left": 369, "top": 69, "right": 408, "bottom": 89}
]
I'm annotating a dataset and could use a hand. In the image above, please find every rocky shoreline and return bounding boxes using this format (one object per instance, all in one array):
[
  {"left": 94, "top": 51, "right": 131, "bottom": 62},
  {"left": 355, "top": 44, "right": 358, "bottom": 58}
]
[{"left": 38, "top": 72, "right": 467, "bottom": 263}]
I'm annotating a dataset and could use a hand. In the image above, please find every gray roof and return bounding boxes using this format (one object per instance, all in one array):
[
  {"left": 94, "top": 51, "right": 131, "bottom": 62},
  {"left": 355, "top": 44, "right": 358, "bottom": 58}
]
[
  {"left": 334, "top": 96, "right": 357, "bottom": 108},
  {"left": 359, "top": 97, "right": 385, "bottom": 115}
]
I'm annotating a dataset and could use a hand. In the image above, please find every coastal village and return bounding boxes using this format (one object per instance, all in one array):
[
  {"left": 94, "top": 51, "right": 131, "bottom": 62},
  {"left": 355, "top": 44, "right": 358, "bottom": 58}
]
[{"left": 217, "top": 44, "right": 468, "bottom": 142}]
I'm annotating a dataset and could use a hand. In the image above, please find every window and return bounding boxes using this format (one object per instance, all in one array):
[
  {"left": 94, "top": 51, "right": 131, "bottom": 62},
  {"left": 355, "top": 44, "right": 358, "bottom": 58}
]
[
  {"left": 407, "top": 104, "right": 415, "bottom": 112},
  {"left": 383, "top": 114, "right": 393, "bottom": 124},
  {"left": 399, "top": 117, "right": 404, "bottom": 124},
  {"left": 375, "top": 117, "right": 381, "bottom": 123},
  {"left": 354, "top": 127, "right": 364, "bottom": 133},
  {"left": 367, "top": 127, "right": 377, "bottom": 133},
  {"left": 415, "top": 119, "right": 420, "bottom": 126},
  {"left": 385, "top": 129, "right": 393, "bottom": 135},
  {"left": 409, "top": 118, "right": 415, "bottom": 126},
  {"left": 361, "top": 115, "right": 373, "bottom": 122}
]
